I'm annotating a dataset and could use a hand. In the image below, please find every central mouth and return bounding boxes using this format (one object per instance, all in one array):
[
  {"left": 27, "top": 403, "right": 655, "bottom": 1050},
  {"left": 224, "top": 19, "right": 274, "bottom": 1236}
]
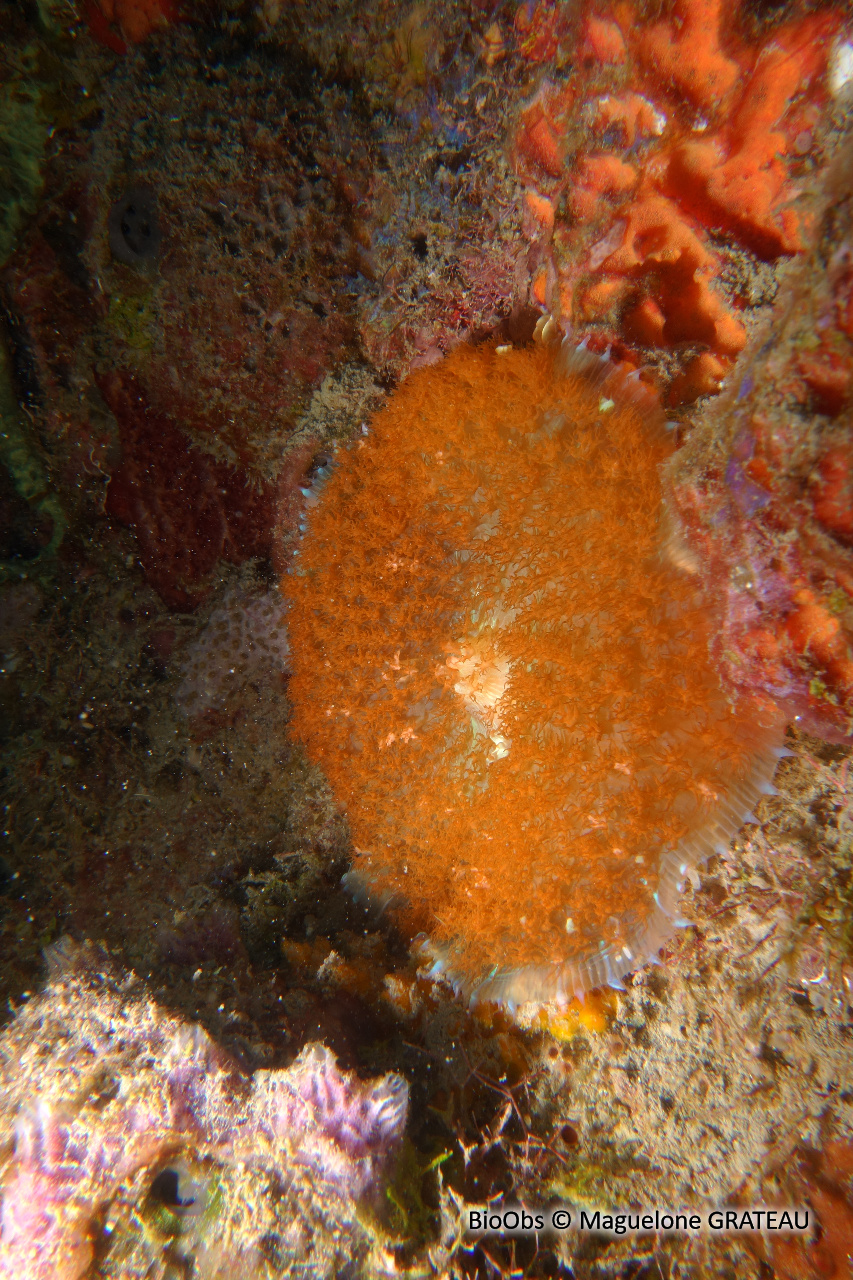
[{"left": 445, "top": 634, "right": 512, "bottom": 761}]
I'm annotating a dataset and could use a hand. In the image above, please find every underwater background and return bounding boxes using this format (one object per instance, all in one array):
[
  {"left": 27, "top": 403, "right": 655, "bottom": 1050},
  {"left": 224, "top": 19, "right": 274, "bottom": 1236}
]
[{"left": 0, "top": 0, "right": 852, "bottom": 1275}]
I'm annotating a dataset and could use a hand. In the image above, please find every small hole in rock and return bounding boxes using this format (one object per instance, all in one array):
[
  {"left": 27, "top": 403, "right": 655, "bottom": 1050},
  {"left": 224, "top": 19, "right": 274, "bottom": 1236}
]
[
  {"left": 108, "top": 186, "right": 161, "bottom": 266},
  {"left": 149, "top": 1164, "right": 206, "bottom": 1215}
]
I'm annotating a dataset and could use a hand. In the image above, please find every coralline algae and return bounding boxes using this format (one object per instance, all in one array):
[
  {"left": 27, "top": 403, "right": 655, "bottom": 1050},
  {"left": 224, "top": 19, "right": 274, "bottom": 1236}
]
[
  {"left": 0, "top": 940, "right": 408, "bottom": 1280},
  {"left": 283, "top": 337, "right": 787, "bottom": 1009}
]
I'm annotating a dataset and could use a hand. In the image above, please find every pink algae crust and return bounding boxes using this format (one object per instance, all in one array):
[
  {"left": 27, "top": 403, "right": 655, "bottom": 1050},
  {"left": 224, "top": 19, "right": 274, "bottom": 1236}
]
[
  {"left": 82, "top": 0, "right": 177, "bottom": 53},
  {"left": 0, "top": 941, "right": 408, "bottom": 1280},
  {"left": 1, "top": 35, "right": 370, "bottom": 611},
  {"left": 666, "top": 141, "right": 853, "bottom": 741},
  {"left": 511, "top": 0, "right": 844, "bottom": 403},
  {"left": 100, "top": 370, "right": 276, "bottom": 610}
]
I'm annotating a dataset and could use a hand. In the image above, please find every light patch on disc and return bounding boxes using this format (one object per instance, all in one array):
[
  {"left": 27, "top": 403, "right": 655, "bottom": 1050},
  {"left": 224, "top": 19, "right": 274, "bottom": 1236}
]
[{"left": 446, "top": 636, "right": 512, "bottom": 759}]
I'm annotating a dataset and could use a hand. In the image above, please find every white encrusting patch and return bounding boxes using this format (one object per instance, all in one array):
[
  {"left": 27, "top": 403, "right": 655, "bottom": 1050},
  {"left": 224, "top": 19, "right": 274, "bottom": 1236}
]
[{"left": 829, "top": 37, "right": 853, "bottom": 95}]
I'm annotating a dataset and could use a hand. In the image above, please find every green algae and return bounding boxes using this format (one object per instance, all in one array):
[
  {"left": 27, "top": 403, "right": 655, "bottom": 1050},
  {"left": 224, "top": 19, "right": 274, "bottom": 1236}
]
[
  {"left": 383, "top": 1137, "right": 449, "bottom": 1245},
  {"left": 0, "top": 56, "right": 50, "bottom": 269},
  {"left": 34, "top": 0, "right": 76, "bottom": 36},
  {"left": 0, "top": 340, "right": 66, "bottom": 578},
  {"left": 0, "top": 19, "right": 70, "bottom": 577},
  {"left": 107, "top": 292, "right": 158, "bottom": 351}
]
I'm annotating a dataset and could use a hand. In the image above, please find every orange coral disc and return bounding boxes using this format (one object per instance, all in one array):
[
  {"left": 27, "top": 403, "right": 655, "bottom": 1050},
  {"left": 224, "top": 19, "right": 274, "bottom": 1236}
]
[{"left": 283, "top": 340, "right": 785, "bottom": 1007}]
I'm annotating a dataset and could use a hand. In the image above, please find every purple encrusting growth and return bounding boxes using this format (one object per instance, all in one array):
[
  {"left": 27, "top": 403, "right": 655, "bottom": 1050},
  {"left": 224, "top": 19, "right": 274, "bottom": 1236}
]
[
  {"left": 256, "top": 1042, "right": 409, "bottom": 1169},
  {"left": 0, "top": 940, "right": 408, "bottom": 1280}
]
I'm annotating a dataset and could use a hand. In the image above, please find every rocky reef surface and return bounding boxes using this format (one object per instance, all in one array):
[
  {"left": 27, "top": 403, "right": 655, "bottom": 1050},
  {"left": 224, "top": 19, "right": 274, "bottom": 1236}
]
[{"left": 0, "top": 940, "right": 408, "bottom": 1280}]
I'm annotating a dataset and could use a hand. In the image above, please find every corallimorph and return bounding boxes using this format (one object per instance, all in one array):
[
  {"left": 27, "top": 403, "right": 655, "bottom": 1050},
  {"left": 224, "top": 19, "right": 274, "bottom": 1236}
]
[{"left": 284, "top": 337, "right": 786, "bottom": 1009}]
